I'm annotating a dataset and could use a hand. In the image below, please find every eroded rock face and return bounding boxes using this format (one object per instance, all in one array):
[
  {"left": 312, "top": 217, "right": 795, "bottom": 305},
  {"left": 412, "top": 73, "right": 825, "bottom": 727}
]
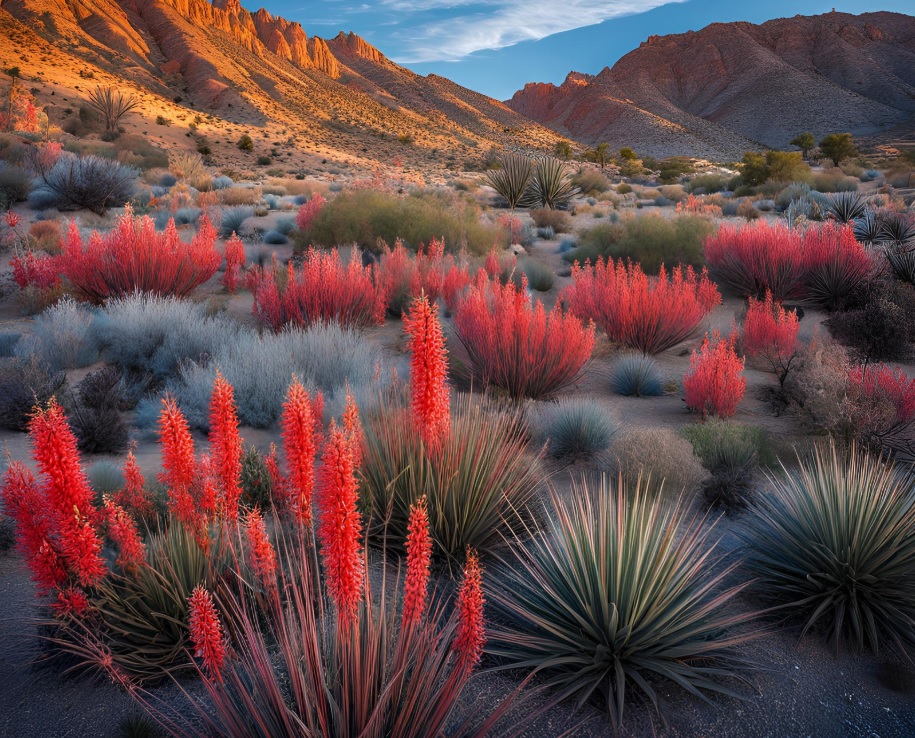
[
  {"left": 308, "top": 36, "right": 340, "bottom": 78},
  {"left": 509, "top": 11, "right": 915, "bottom": 155}
]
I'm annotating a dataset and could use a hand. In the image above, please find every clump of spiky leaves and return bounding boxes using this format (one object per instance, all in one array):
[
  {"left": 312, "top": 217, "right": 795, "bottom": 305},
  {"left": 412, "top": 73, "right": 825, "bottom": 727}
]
[
  {"left": 609, "top": 353, "right": 664, "bottom": 396},
  {"left": 825, "top": 191, "right": 868, "bottom": 225},
  {"left": 742, "top": 443, "right": 915, "bottom": 655},
  {"left": 522, "top": 157, "right": 580, "bottom": 210},
  {"left": 488, "top": 475, "right": 755, "bottom": 727},
  {"left": 359, "top": 392, "right": 541, "bottom": 559},
  {"left": 487, "top": 152, "right": 533, "bottom": 218},
  {"left": 539, "top": 398, "right": 618, "bottom": 460}
]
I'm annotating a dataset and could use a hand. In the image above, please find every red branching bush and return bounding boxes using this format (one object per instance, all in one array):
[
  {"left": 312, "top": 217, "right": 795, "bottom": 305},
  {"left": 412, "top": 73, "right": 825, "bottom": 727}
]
[
  {"left": 453, "top": 548, "right": 486, "bottom": 669},
  {"left": 188, "top": 585, "right": 226, "bottom": 680},
  {"left": 158, "top": 397, "right": 198, "bottom": 530},
  {"left": 221, "top": 234, "right": 245, "bottom": 293},
  {"left": 10, "top": 250, "right": 61, "bottom": 290},
  {"left": 59, "top": 207, "right": 221, "bottom": 303},
  {"left": 295, "top": 192, "right": 326, "bottom": 232},
  {"left": 279, "top": 377, "right": 323, "bottom": 525},
  {"left": 845, "top": 364, "right": 915, "bottom": 452},
  {"left": 676, "top": 193, "right": 722, "bottom": 217},
  {"left": 317, "top": 422, "right": 364, "bottom": 629},
  {"left": 403, "top": 294, "right": 451, "bottom": 452},
  {"left": 741, "top": 290, "right": 800, "bottom": 386},
  {"left": 683, "top": 331, "right": 746, "bottom": 419},
  {"left": 103, "top": 498, "right": 146, "bottom": 575},
  {"left": 455, "top": 274, "right": 595, "bottom": 398},
  {"left": 563, "top": 259, "right": 721, "bottom": 354},
  {"left": 402, "top": 496, "right": 432, "bottom": 627},
  {"left": 705, "top": 220, "right": 871, "bottom": 306},
  {"left": 209, "top": 372, "right": 243, "bottom": 521},
  {"left": 245, "top": 507, "right": 277, "bottom": 588},
  {"left": 377, "top": 239, "right": 472, "bottom": 315},
  {"left": 248, "top": 248, "right": 386, "bottom": 330}
]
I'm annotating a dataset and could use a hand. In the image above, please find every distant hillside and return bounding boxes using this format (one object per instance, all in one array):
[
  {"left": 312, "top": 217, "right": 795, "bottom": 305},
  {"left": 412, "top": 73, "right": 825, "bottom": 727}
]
[{"left": 508, "top": 11, "right": 915, "bottom": 160}]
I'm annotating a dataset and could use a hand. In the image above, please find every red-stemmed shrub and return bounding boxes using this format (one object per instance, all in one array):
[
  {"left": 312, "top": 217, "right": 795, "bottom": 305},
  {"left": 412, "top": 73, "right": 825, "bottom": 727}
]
[
  {"left": 247, "top": 248, "right": 386, "bottom": 330},
  {"left": 801, "top": 221, "right": 872, "bottom": 310},
  {"left": 683, "top": 331, "right": 746, "bottom": 418},
  {"left": 295, "top": 192, "right": 326, "bottom": 232},
  {"left": 454, "top": 274, "right": 595, "bottom": 398},
  {"left": 10, "top": 250, "right": 61, "bottom": 291},
  {"left": 563, "top": 259, "right": 720, "bottom": 354},
  {"left": 60, "top": 207, "right": 221, "bottom": 302},
  {"left": 377, "top": 238, "right": 472, "bottom": 315},
  {"left": 845, "top": 364, "right": 915, "bottom": 454},
  {"left": 741, "top": 290, "right": 800, "bottom": 387},
  {"left": 221, "top": 234, "right": 245, "bottom": 293}
]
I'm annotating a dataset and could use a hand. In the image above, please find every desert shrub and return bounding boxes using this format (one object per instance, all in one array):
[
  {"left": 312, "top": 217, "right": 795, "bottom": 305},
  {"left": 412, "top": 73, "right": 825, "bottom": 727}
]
[
  {"left": 0, "top": 355, "right": 65, "bottom": 431},
  {"left": 60, "top": 210, "right": 221, "bottom": 302},
  {"left": 812, "top": 172, "right": 859, "bottom": 193},
  {"left": 273, "top": 216, "right": 296, "bottom": 236},
  {"left": 570, "top": 168, "right": 611, "bottom": 194},
  {"left": 92, "top": 294, "right": 242, "bottom": 378},
  {"left": 742, "top": 443, "right": 915, "bottom": 655},
  {"left": 87, "top": 460, "right": 125, "bottom": 496},
  {"left": 536, "top": 225, "right": 555, "bottom": 239},
  {"left": 168, "top": 152, "right": 205, "bottom": 183},
  {"left": 248, "top": 247, "right": 387, "bottom": 331},
  {"left": 0, "top": 332, "right": 20, "bottom": 357},
  {"left": 608, "top": 353, "right": 664, "bottom": 396},
  {"left": 261, "top": 230, "right": 287, "bottom": 245},
  {"left": 488, "top": 475, "right": 753, "bottom": 726},
  {"left": 453, "top": 276, "right": 594, "bottom": 399},
  {"left": 220, "top": 187, "right": 259, "bottom": 206},
  {"left": 219, "top": 205, "right": 253, "bottom": 238},
  {"left": 736, "top": 200, "right": 761, "bottom": 220},
  {"left": 28, "top": 219, "right": 63, "bottom": 252},
  {"left": 516, "top": 258, "right": 554, "bottom": 291},
  {"left": 163, "top": 323, "right": 383, "bottom": 430},
  {"left": 686, "top": 172, "right": 727, "bottom": 193},
  {"left": 684, "top": 331, "right": 746, "bottom": 419},
  {"left": 572, "top": 214, "right": 714, "bottom": 272},
  {"left": 376, "top": 239, "right": 471, "bottom": 316},
  {"left": 741, "top": 291, "right": 800, "bottom": 387},
  {"left": 31, "top": 153, "right": 137, "bottom": 215},
  {"left": 611, "top": 428, "right": 709, "bottom": 493},
  {"left": 529, "top": 208, "right": 571, "bottom": 233},
  {"left": 14, "top": 298, "right": 99, "bottom": 371},
  {"left": 303, "top": 188, "right": 503, "bottom": 256},
  {"left": 237, "top": 134, "right": 254, "bottom": 151},
  {"left": 69, "top": 366, "right": 129, "bottom": 454},
  {"left": 682, "top": 420, "right": 770, "bottom": 511},
  {"left": 539, "top": 398, "right": 618, "bottom": 459},
  {"left": 239, "top": 446, "right": 273, "bottom": 510},
  {"left": 211, "top": 175, "right": 233, "bottom": 190},
  {"left": 827, "top": 281, "right": 915, "bottom": 361},
  {"left": 0, "top": 165, "right": 30, "bottom": 204},
  {"left": 156, "top": 207, "right": 200, "bottom": 228},
  {"left": 563, "top": 259, "right": 720, "bottom": 354}
]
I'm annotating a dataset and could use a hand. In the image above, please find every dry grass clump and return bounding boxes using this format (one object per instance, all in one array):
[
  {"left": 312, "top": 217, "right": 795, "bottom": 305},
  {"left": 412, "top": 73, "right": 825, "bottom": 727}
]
[
  {"left": 220, "top": 186, "right": 260, "bottom": 206},
  {"left": 611, "top": 428, "right": 709, "bottom": 493}
]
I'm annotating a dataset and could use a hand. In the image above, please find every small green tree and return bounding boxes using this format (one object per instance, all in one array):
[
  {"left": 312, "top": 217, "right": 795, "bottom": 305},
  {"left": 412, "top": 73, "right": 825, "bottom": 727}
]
[
  {"left": 740, "top": 152, "right": 769, "bottom": 187},
  {"left": 819, "top": 133, "right": 857, "bottom": 167},
  {"left": 765, "top": 151, "right": 809, "bottom": 183},
  {"left": 619, "top": 147, "right": 637, "bottom": 161},
  {"left": 237, "top": 133, "right": 254, "bottom": 152},
  {"left": 790, "top": 132, "right": 815, "bottom": 159},
  {"left": 593, "top": 142, "right": 609, "bottom": 169},
  {"left": 554, "top": 141, "right": 572, "bottom": 161}
]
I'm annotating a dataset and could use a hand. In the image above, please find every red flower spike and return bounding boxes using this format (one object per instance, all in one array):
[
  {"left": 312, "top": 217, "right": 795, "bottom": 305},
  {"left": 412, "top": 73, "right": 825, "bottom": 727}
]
[
  {"left": 453, "top": 548, "right": 485, "bottom": 669},
  {"left": 53, "top": 587, "right": 90, "bottom": 619},
  {"left": 403, "top": 294, "right": 451, "bottom": 452},
  {"left": 103, "top": 499, "right": 146, "bottom": 575},
  {"left": 209, "top": 372, "right": 243, "bottom": 521},
  {"left": 115, "top": 450, "right": 152, "bottom": 522},
  {"left": 317, "top": 422, "right": 364, "bottom": 629},
  {"left": 245, "top": 508, "right": 278, "bottom": 587},
  {"left": 281, "top": 377, "right": 319, "bottom": 526},
  {"left": 188, "top": 585, "right": 226, "bottom": 680},
  {"left": 402, "top": 496, "right": 432, "bottom": 627},
  {"left": 158, "top": 397, "right": 197, "bottom": 524},
  {"left": 342, "top": 389, "right": 364, "bottom": 469}
]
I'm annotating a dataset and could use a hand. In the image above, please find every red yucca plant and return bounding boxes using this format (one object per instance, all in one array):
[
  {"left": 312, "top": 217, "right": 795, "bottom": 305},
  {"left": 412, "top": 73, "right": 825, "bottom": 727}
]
[
  {"left": 454, "top": 273, "right": 595, "bottom": 398},
  {"left": 741, "top": 290, "right": 800, "bottom": 387},
  {"left": 221, "top": 234, "right": 245, "bottom": 294},
  {"left": 683, "top": 331, "right": 746, "bottom": 419},
  {"left": 60, "top": 206, "right": 222, "bottom": 303},
  {"left": 403, "top": 293, "right": 451, "bottom": 452},
  {"left": 563, "top": 259, "right": 721, "bottom": 355},
  {"left": 277, "top": 377, "right": 324, "bottom": 525},
  {"left": 247, "top": 248, "right": 387, "bottom": 330},
  {"left": 188, "top": 585, "right": 226, "bottom": 680},
  {"left": 103, "top": 498, "right": 146, "bottom": 575},
  {"left": 113, "top": 450, "right": 154, "bottom": 524},
  {"left": 209, "top": 371, "right": 243, "bottom": 521}
]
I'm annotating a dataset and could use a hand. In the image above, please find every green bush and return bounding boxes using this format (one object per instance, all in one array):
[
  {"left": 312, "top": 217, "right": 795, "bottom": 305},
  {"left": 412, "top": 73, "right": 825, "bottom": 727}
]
[
  {"left": 302, "top": 188, "right": 504, "bottom": 256},
  {"left": 570, "top": 214, "right": 715, "bottom": 272},
  {"left": 488, "top": 475, "right": 756, "bottom": 726},
  {"left": 686, "top": 173, "right": 727, "bottom": 194},
  {"left": 237, "top": 134, "right": 254, "bottom": 152},
  {"left": 0, "top": 165, "right": 30, "bottom": 204},
  {"left": 657, "top": 157, "right": 695, "bottom": 183},
  {"left": 570, "top": 168, "right": 611, "bottom": 195},
  {"left": 513, "top": 258, "right": 554, "bottom": 291},
  {"left": 811, "top": 172, "right": 859, "bottom": 193},
  {"left": 612, "top": 428, "right": 709, "bottom": 494}
]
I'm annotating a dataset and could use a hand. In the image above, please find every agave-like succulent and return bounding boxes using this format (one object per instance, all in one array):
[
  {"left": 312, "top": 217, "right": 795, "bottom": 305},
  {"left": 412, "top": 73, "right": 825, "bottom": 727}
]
[
  {"left": 488, "top": 474, "right": 756, "bottom": 727},
  {"left": 522, "top": 156, "right": 580, "bottom": 210},
  {"left": 486, "top": 152, "right": 533, "bottom": 217},
  {"left": 741, "top": 443, "right": 915, "bottom": 655},
  {"left": 851, "top": 208, "right": 881, "bottom": 247},
  {"left": 825, "top": 191, "right": 868, "bottom": 225}
]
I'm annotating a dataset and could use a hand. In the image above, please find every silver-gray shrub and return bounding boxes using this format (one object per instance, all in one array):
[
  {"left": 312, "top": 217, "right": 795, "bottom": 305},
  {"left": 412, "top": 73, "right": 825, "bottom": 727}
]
[
  {"left": 31, "top": 153, "right": 137, "bottom": 215},
  {"left": 16, "top": 298, "right": 99, "bottom": 371}
]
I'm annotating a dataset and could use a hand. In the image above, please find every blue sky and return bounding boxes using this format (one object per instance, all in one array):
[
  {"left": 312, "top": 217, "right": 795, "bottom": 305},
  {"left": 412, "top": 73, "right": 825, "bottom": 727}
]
[{"left": 270, "top": 1, "right": 912, "bottom": 99}]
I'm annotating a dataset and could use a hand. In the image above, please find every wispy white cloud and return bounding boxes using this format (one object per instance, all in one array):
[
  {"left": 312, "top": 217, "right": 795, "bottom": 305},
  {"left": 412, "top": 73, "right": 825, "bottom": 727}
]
[{"left": 380, "top": 0, "right": 683, "bottom": 62}]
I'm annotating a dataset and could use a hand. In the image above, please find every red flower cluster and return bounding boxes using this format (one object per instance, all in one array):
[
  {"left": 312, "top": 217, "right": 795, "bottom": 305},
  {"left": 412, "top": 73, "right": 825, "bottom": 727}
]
[
  {"left": 103, "top": 498, "right": 146, "bottom": 575},
  {"left": 279, "top": 378, "right": 323, "bottom": 525},
  {"left": 114, "top": 451, "right": 153, "bottom": 523},
  {"left": 403, "top": 294, "right": 451, "bottom": 452},
  {"left": 188, "top": 586, "right": 226, "bottom": 679},
  {"left": 453, "top": 548, "right": 485, "bottom": 669},
  {"left": 317, "top": 423, "right": 364, "bottom": 629},
  {"left": 741, "top": 290, "right": 800, "bottom": 384},
  {"left": 221, "top": 234, "right": 245, "bottom": 293},
  {"left": 248, "top": 248, "right": 387, "bottom": 330},
  {"left": 402, "top": 496, "right": 432, "bottom": 627},
  {"left": 245, "top": 508, "right": 277, "bottom": 588},
  {"left": 683, "top": 331, "right": 746, "bottom": 419},
  {"left": 563, "top": 259, "right": 721, "bottom": 355},
  {"left": 342, "top": 389, "right": 364, "bottom": 469},
  {"left": 60, "top": 207, "right": 221, "bottom": 303},
  {"left": 295, "top": 192, "right": 326, "bottom": 232},
  {"left": 158, "top": 397, "right": 198, "bottom": 529},
  {"left": 455, "top": 273, "right": 595, "bottom": 398},
  {"left": 209, "top": 372, "right": 243, "bottom": 521}
]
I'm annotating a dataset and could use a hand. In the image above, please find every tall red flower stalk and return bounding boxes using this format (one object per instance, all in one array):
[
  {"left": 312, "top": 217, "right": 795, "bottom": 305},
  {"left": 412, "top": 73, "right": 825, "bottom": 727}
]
[
  {"left": 403, "top": 294, "right": 451, "bottom": 452},
  {"left": 188, "top": 585, "right": 226, "bottom": 680},
  {"left": 103, "top": 498, "right": 146, "bottom": 575},
  {"left": 683, "top": 331, "right": 746, "bottom": 419},
  {"left": 280, "top": 377, "right": 321, "bottom": 525},
  {"left": 158, "top": 397, "right": 198, "bottom": 529},
  {"left": 245, "top": 507, "right": 278, "bottom": 589},
  {"left": 402, "top": 496, "right": 432, "bottom": 628},
  {"left": 342, "top": 388, "right": 364, "bottom": 469},
  {"left": 317, "top": 422, "right": 364, "bottom": 630},
  {"left": 30, "top": 400, "right": 106, "bottom": 587},
  {"left": 563, "top": 259, "right": 721, "bottom": 355},
  {"left": 114, "top": 450, "right": 153, "bottom": 523},
  {"left": 453, "top": 548, "right": 485, "bottom": 669},
  {"left": 209, "top": 372, "right": 243, "bottom": 521}
]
